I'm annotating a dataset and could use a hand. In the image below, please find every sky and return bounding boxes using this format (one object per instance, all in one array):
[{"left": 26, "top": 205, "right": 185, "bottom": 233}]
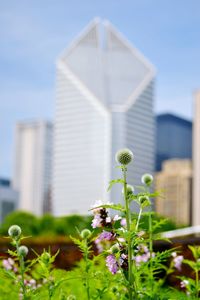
[{"left": 0, "top": 0, "right": 200, "bottom": 177}]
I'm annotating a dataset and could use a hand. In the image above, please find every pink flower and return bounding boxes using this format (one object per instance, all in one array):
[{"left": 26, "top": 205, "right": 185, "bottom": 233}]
[
  {"left": 180, "top": 279, "right": 189, "bottom": 288},
  {"left": 2, "top": 259, "right": 12, "bottom": 270},
  {"left": 106, "top": 255, "right": 118, "bottom": 274},
  {"left": 173, "top": 255, "right": 183, "bottom": 271},
  {"left": 91, "top": 214, "right": 102, "bottom": 228},
  {"left": 113, "top": 215, "right": 122, "bottom": 221},
  {"left": 120, "top": 218, "right": 126, "bottom": 227}
]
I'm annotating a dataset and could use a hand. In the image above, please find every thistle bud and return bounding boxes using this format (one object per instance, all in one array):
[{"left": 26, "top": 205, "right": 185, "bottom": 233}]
[
  {"left": 18, "top": 245, "right": 28, "bottom": 257},
  {"left": 8, "top": 225, "right": 21, "bottom": 240},
  {"left": 41, "top": 252, "right": 51, "bottom": 264},
  {"left": 138, "top": 195, "right": 151, "bottom": 208},
  {"left": 141, "top": 173, "right": 153, "bottom": 186},
  {"left": 122, "top": 184, "right": 134, "bottom": 195},
  {"left": 115, "top": 149, "right": 133, "bottom": 165},
  {"left": 80, "top": 229, "right": 91, "bottom": 239},
  {"left": 110, "top": 244, "right": 120, "bottom": 254}
]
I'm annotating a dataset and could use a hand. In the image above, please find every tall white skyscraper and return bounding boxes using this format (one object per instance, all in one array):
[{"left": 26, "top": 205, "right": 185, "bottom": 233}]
[
  {"left": 13, "top": 121, "right": 53, "bottom": 215},
  {"left": 53, "top": 19, "right": 155, "bottom": 215},
  {"left": 193, "top": 90, "right": 200, "bottom": 225}
]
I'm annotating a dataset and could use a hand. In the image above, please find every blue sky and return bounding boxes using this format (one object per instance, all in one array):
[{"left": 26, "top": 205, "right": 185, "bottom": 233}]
[{"left": 0, "top": 0, "right": 200, "bottom": 177}]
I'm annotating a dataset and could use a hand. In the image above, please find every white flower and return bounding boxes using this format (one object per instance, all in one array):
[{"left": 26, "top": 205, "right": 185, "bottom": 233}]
[{"left": 113, "top": 215, "right": 122, "bottom": 221}]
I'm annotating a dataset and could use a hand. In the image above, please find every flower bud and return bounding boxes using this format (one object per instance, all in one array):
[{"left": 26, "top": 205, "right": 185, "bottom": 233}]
[
  {"left": 18, "top": 245, "right": 28, "bottom": 257},
  {"left": 80, "top": 229, "right": 91, "bottom": 239},
  {"left": 110, "top": 244, "right": 120, "bottom": 254},
  {"left": 41, "top": 252, "right": 51, "bottom": 264},
  {"left": 115, "top": 149, "right": 133, "bottom": 165},
  {"left": 122, "top": 184, "right": 134, "bottom": 195},
  {"left": 138, "top": 195, "right": 151, "bottom": 208},
  {"left": 8, "top": 225, "right": 21, "bottom": 240},
  {"left": 141, "top": 173, "right": 153, "bottom": 186}
]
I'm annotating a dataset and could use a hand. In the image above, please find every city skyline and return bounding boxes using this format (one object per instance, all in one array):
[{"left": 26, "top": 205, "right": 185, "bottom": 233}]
[{"left": 1, "top": 1, "right": 200, "bottom": 177}]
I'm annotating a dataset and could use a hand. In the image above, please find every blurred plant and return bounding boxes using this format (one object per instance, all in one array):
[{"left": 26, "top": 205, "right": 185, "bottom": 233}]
[{"left": 179, "top": 245, "right": 200, "bottom": 298}]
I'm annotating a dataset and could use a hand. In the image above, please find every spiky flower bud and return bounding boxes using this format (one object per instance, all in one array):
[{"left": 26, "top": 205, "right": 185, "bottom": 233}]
[
  {"left": 41, "top": 252, "right": 51, "bottom": 264},
  {"left": 141, "top": 173, "right": 153, "bottom": 186},
  {"left": 80, "top": 229, "right": 91, "bottom": 239},
  {"left": 115, "top": 148, "right": 133, "bottom": 165},
  {"left": 138, "top": 195, "right": 151, "bottom": 208},
  {"left": 8, "top": 225, "right": 21, "bottom": 240},
  {"left": 122, "top": 184, "right": 134, "bottom": 195},
  {"left": 18, "top": 245, "right": 28, "bottom": 257},
  {"left": 110, "top": 244, "right": 120, "bottom": 254}
]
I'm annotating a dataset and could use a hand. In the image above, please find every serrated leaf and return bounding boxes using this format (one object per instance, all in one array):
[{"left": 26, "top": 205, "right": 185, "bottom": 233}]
[
  {"left": 7, "top": 249, "right": 18, "bottom": 257},
  {"left": 107, "top": 179, "right": 124, "bottom": 191},
  {"left": 93, "top": 203, "right": 125, "bottom": 212},
  {"left": 183, "top": 259, "right": 197, "bottom": 271}
]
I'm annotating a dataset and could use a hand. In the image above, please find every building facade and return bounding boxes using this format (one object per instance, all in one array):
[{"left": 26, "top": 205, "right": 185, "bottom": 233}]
[
  {"left": 0, "top": 178, "right": 18, "bottom": 223},
  {"left": 193, "top": 91, "right": 200, "bottom": 226},
  {"left": 13, "top": 121, "right": 53, "bottom": 215},
  {"left": 53, "top": 19, "right": 155, "bottom": 215},
  {"left": 156, "top": 113, "right": 192, "bottom": 171},
  {"left": 155, "top": 159, "right": 192, "bottom": 225}
]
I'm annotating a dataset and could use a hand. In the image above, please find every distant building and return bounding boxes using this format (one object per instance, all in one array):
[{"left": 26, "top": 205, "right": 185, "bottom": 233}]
[
  {"left": 155, "top": 159, "right": 192, "bottom": 225},
  {"left": 156, "top": 113, "right": 192, "bottom": 171},
  {"left": 0, "top": 178, "right": 18, "bottom": 223},
  {"left": 53, "top": 19, "right": 156, "bottom": 215},
  {"left": 13, "top": 121, "right": 53, "bottom": 215},
  {"left": 193, "top": 91, "right": 200, "bottom": 226}
]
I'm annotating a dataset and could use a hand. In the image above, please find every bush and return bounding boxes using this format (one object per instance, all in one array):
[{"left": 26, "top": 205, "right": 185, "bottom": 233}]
[
  {"left": 0, "top": 211, "right": 39, "bottom": 236},
  {"left": 0, "top": 211, "right": 93, "bottom": 237}
]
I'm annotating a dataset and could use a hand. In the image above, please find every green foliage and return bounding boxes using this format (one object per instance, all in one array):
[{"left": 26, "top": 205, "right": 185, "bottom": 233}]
[
  {"left": 0, "top": 148, "right": 196, "bottom": 299},
  {"left": 0, "top": 211, "right": 39, "bottom": 236},
  {"left": 0, "top": 211, "right": 93, "bottom": 237},
  {"left": 132, "top": 212, "right": 177, "bottom": 233}
]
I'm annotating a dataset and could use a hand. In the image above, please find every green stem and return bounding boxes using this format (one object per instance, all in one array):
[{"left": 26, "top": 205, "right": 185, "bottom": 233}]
[
  {"left": 135, "top": 208, "right": 142, "bottom": 232},
  {"left": 123, "top": 166, "right": 133, "bottom": 300},
  {"left": 84, "top": 240, "right": 90, "bottom": 300},
  {"left": 196, "top": 268, "right": 199, "bottom": 298},
  {"left": 149, "top": 209, "right": 153, "bottom": 291},
  {"left": 16, "top": 241, "right": 27, "bottom": 300}
]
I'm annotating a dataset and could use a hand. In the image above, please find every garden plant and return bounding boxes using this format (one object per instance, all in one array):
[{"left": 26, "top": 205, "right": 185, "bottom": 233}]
[{"left": 0, "top": 148, "right": 199, "bottom": 299}]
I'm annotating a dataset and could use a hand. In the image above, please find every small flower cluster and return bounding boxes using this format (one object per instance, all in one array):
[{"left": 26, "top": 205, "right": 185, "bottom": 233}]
[
  {"left": 92, "top": 207, "right": 111, "bottom": 229},
  {"left": 106, "top": 254, "right": 118, "bottom": 274},
  {"left": 18, "top": 277, "right": 38, "bottom": 290},
  {"left": 171, "top": 252, "right": 184, "bottom": 271},
  {"left": 134, "top": 244, "right": 154, "bottom": 267},
  {"left": 95, "top": 230, "right": 115, "bottom": 253},
  {"left": 180, "top": 279, "right": 189, "bottom": 289},
  {"left": 2, "top": 258, "right": 18, "bottom": 272}
]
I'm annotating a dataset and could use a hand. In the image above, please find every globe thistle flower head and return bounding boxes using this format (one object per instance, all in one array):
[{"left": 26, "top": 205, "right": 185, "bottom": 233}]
[
  {"left": 115, "top": 148, "right": 133, "bottom": 165},
  {"left": 122, "top": 184, "right": 134, "bottom": 196},
  {"left": 80, "top": 229, "right": 91, "bottom": 239},
  {"left": 141, "top": 173, "right": 153, "bottom": 186},
  {"left": 138, "top": 195, "right": 151, "bottom": 208},
  {"left": 8, "top": 225, "right": 21, "bottom": 240},
  {"left": 18, "top": 245, "right": 28, "bottom": 257}
]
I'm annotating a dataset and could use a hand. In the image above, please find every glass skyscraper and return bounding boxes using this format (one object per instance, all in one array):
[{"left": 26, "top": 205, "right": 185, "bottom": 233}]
[
  {"left": 53, "top": 19, "right": 155, "bottom": 215},
  {"left": 156, "top": 113, "right": 192, "bottom": 171}
]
